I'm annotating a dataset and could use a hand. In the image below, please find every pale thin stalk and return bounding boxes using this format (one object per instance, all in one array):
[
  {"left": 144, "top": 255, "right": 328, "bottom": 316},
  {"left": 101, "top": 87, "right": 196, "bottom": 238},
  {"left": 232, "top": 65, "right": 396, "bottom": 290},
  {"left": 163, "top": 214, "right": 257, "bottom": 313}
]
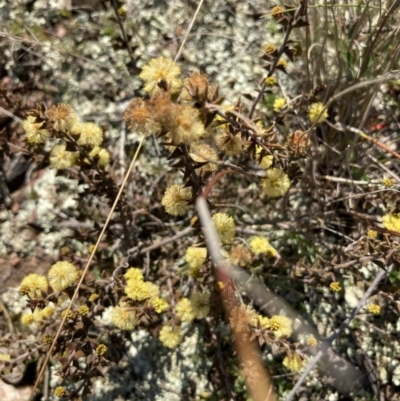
[
  {"left": 28, "top": 134, "right": 147, "bottom": 401},
  {"left": 196, "top": 196, "right": 277, "bottom": 401},
  {"left": 174, "top": 0, "right": 205, "bottom": 62}
]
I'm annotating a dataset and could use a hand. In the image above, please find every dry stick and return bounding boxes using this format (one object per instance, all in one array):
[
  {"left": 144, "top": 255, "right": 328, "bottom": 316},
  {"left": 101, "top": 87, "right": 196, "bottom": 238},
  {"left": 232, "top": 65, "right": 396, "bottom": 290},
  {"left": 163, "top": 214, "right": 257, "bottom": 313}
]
[
  {"left": 330, "top": 121, "right": 400, "bottom": 160},
  {"left": 285, "top": 267, "right": 389, "bottom": 401},
  {"left": 174, "top": 0, "right": 205, "bottom": 63},
  {"left": 0, "top": 105, "right": 23, "bottom": 124},
  {"left": 248, "top": 2, "right": 306, "bottom": 119},
  {"left": 28, "top": 135, "right": 147, "bottom": 401},
  {"left": 196, "top": 196, "right": 277, "bottom": 401}
]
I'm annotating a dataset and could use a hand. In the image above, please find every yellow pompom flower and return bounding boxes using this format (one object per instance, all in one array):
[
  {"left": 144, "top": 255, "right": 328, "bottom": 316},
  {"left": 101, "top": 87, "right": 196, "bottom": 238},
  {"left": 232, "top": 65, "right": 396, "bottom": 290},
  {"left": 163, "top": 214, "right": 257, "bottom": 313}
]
[
  {"left": 150, "top": 297, "right": 169, "bottom": 313},
  {"left": 283, "top": 353, "right": 304, "bottom": 372},
  {"left": 77, "top": 122, "right": 103, "bottom": 147},
  {"left": 185, "top": 247, "right": 207, "bottom": 269},
  {"left": 20, "top": 273, "right": 48, "bottom": 298},
  {"left": 212, "top": 213, "right": 236, "bottom": 243},
  {"left": 382, "top": 213, "right": 400, "bottom": 233},
  {"left": 249, "top": 236, "right": 277, "bottom": 257},
  {"left": 61, "top": 310, "right": 74, "bottom": 320},
  {"left": 273, "top": 97, "right": 286, "bottom": 112},
  {"left": 161, "top": 184, "right": 192, "bottom": 216},
  {"left": 367, "top": 230, "right": 378, "bottom": 239},
  {"left": 40, "top": 306, "right": 55, "bottom": 319},
  {"left": 330, "top": 281, "right": 342, "bottom": 292},
  {"left": 309, "top": 102, "right": 328, "bottom": 124},
  {"left": 271, "top": 5, "right": 284, "bottom": 19},
  {"left": 265, "top": 76, "right": 277, "bottom": 87},
  {"left": 89, "top": 293, "right": 99, "bottom": 302},
  {"left": 41, "top": 335, "right": 53, "bottom": 345},
  {"left": 124, "top": 267, "right": 144, "bottom": 282},
  {"left": 96, "top": 148, "right": 110, "bottom": 167},
  {"left": 368, "top": 304, "right": 381, "bottom": 315},
  {"left": 262, "top": 168, "right": 290, "bottom": 197},
  {"left": 190, "top": 292, "right": 210, "bottom": 319},
  {"left": 168, "top": 105, "right": 205, "bottom": 145},
  {"left": 159, "top": 325, "right": 183, "bottom": 349},
  {"left": 277, "top": 59, "right": 288, "bottom": 69},
  {"left": 176, "top": 298, "right": 195, "bottom": 322},
  {"left": 54, "top": 386, "right": 67, "bottom": 398},
  {"left": 216, "top": 131, "right": 243, "bottom": 156},
  {"left": 269, "top": 315, "right": 293, "bottom": 338},
  {"left": 23, "top": 116, "right": 51, "bottom": 144},
  {"left": 78, "top": 305, "right": 90, "bottom": 316},
  {"left": 49, "top": 144, "right": 78, "bottom": 170},
  {"left": 381, "top": 177, "right": 394, "bottom": 188},
  {"left": 125, "top": 280, "right": 160, "bottom": 301},
  {"left": 264, "top": 44, "right": 277, "bottom": 54},
  {"left": 139, "top": 56, "right": 182, "bottom": 94},
  {"left": 48, "top": 261, "right": 78, "bottom": 291},
  {"left": 95, "top": 344, "right": 107, "bottom": 356},
  {"left": 21, "top": 313, "right": 34, "bottom": 326},
  {"left": 306, "top": 336, "right": 318, "bottom": 347},
  {"left": 111, "top": 303, "right": 138, "bottom": 330}
]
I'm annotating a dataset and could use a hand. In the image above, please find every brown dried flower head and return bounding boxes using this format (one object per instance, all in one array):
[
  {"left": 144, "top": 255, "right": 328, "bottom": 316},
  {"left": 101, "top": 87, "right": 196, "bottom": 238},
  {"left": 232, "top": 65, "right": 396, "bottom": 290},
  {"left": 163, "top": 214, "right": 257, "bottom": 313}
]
[
  {"left": 287, "top": 130, "right": 310, "bottom": 157},
  {"left": 182, "top": 71, "right": 210, "bottom": 101},
  {"left": 46, "top": 103, "right": 78, "bottom": 133},
  {"left": 124, "top": 98, "right": 158, "bottom": 135}
]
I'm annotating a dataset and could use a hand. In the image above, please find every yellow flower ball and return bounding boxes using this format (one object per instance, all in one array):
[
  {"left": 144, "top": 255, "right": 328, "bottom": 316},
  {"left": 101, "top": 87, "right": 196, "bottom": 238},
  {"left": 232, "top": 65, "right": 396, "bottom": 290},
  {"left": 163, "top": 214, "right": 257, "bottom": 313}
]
[
  {"left": 269, "top": 315, "right": 293, "bottom": 338},
  {"left": 49, "top": 144, "right": 78, "bottom": 170},
  {"left": 111, "top": 303, "right": 138, "bottom": 330},
  {"left": 382, "top": 213, "right": 400, "bottom": 233},
  {"left": 150, "top": 297, "right": 169, "bottom": 313},
  {"left": 139, "top": 56, "right": 182, "bottom": 94},
  {"left": 20, "top": 273, "right": 48, "bottom": 299},
  {"left": 190, "top": 292, "right": 210, "bottom": 319},
  {"left": 23, "top": 116, "right": 51, "bottom": 144},
  {"left": 262, "top": 168, "right": 290, "bottom": 197},
  {"left": 175, "top": 298, "right": 195, "bottom": 322},
  {"left": 161, "top": 184, "right": 192, "bottom": 216},
  {"left": 273, "top": 97, "right": 286, "bottom": 112},
  {"left": 308, "top": 102, "right": 328, "bottom": 124},
  {"left": 283, "top": 353, "right": 304, "bottom": 372},
  {"left": 249, "top": 236, "right": 277, "bottom": 257},
  {"left": 48, "top": 261, "right": 78, "bottom": 291},
  {"left": 77, "top": 122, "right": 103, "bottom": 147},
  {"left": 212, "top": 213, "right": 236, "bottom": 243},
  {"left": 185, "top": 247, "right": 207, "bottom": 269},
  {"left": 159, "top": 325, "right": 183, "bottom": 349}
]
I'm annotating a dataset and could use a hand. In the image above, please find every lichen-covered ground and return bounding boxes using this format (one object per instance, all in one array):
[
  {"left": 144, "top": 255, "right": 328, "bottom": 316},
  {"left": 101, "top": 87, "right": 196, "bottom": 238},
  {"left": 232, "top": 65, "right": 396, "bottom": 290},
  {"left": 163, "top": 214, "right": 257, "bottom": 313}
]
[{"left": 1, "top": 1, "right": 400, "bottom": 401}]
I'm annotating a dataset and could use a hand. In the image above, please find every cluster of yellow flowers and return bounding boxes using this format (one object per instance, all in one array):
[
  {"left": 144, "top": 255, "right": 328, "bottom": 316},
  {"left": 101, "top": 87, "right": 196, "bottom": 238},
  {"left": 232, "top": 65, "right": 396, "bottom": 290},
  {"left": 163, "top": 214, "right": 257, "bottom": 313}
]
[
  {"left": 111, "top": 268, "right": 168, "bottom": 332},
  {"left": 20, "top": 261, "right": 79, "bottom": 298},
  {"left": 23, "top": 103, "right": 110, "bottom": 169},
  {"left": 175, "top": 292, "right": 210, "bottom": 322},
  {"left": 19, "top": 262, "right": 80, "bottom": 327},
  {"left": 283, "top": 353, "right": 305, "bottom": 372}
]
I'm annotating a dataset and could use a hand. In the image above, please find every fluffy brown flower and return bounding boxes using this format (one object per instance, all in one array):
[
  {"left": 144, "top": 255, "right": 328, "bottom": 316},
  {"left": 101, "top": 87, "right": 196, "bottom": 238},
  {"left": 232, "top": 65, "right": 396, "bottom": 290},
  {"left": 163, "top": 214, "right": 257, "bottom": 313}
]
[{"left": 124, "top": 98, "right": 158, "bottom": 135}]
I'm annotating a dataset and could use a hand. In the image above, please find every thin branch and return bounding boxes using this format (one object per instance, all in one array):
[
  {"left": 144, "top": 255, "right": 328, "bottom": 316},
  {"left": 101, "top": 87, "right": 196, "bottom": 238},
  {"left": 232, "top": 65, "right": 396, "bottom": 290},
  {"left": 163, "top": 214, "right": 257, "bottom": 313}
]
[{"left": 28, "top": 135, "right": 147, "bottom": 401}]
